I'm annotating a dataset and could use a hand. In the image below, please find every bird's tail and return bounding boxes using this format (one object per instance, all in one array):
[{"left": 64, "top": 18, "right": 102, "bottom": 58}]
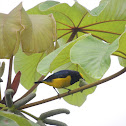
[{"left": 34, "top": 81, "right": 43, "bottom": 84}]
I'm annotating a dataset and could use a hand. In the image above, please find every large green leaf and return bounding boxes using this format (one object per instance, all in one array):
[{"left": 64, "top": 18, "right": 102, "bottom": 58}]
[
  {"left": 50, "top": 35, "right": 89, "bottom": 72},
  {"left": 70, "top": 35, "right": 118, "bottom": 79},
  {"left": 50, "top": 41, "right": 76, "bottom": 72},
  {"left": 0, "top": 3, "right": 57, "bottom": 59},
  {"left": 21, "top": 14, "right": 56, "bottom": 54},
  {"left": 0, "top": 4, "right": 22, "bottom": 59},
  {"left": 27, "top": 2, "right": 88, "bottom": 43},
  {"left": 14, "top": 48, "right": 43, "bottom": 90},
  {"left": 27, "top": 0, "right": 126, "bottom": 58},
  {"left": 49, "top": 34, "right": 118, "bottom": 79},
  {"left": 0, "top": 111, "right": 38, "bottom": 126}
]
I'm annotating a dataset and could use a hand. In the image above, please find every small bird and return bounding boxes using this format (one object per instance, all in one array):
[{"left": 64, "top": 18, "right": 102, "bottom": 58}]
[{"left": 35, "top": 70, "right": 84, "bottom": 90}]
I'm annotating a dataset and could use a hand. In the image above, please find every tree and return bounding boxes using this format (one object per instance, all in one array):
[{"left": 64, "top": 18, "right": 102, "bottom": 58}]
[{"left": 0, "top": 0, "right": 126, "bottom": 125}]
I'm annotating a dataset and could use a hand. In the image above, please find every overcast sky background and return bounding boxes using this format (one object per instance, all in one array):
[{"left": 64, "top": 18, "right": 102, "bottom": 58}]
[{"left": 0, "top": 0, "right": 126, "bottom": 126}]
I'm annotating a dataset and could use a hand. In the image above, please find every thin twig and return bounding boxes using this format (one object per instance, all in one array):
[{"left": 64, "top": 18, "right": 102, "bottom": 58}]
[
  {"left": 19, "top": 67, "right": 126, "bottom": 109},
  {"left": 14, "top": 75, "right": 45, "bottom": 103},
  {"left": 21, "top": 110, "right": 38, "bottom": 120}
]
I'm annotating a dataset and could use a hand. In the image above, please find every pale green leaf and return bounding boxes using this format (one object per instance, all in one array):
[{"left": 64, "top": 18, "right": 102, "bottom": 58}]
[
  {"left": 37, "top": 44, "right": 68, "bottom": 75},
  {"left": 39, "top": 1, "right": 60, "bottom": 11},
  {"left": 50, "top": 35, "right": 89, "bottom": 72},
  {"left": 70, "top": 35, "right": 118, "bottom": 79},
  {"left": 27, "top": 0, "right": 126, "bottom": 58},
  {"left": 0, "top": 115, "right": 19, "bottom": 126},
  {"left": 113, "top": 28, "right": 126, "bottom": 59},
  {"left": 0, "top": 111, "right": 32, "bottom": 126},
  {"left": 21, "top": 14, "right": 56, "bottom": 54},
  {"left": 0, "top": 3, "right": 23, "bottom": 59},
  {"left": 90, "top": 0, "right": 109, "bottom": 16},
  {"left": 118, "top": 57, "right": 126, "bottom": 67},
  {"left": 0, "top": 103, "right": 6, "bottom": 108},
  {"left": 50, "top": 42, "right": 76, "bottom": 72}
]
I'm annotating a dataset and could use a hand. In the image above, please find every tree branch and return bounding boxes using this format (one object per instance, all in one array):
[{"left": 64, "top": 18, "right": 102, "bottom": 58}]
[
  {"left": 14, "top": 75, "right": 45, "bottom": 103},
  {"left": 6, "top": 56, "right": 13, "bottom": 89},
  {"left": 19, "top": 67, "right": 126, "bottom": 110}
]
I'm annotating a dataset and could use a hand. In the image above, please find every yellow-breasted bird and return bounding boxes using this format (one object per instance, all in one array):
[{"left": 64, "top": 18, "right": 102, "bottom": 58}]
[{"left": 35, "top": 70, "right": 84, "bottom": 90}]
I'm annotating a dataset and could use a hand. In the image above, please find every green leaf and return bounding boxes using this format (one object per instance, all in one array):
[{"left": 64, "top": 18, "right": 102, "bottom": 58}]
[
  {"left": 113, "top": 28, "right": 126, "bottom": 59},
  {"left": 0, "top": 2, "right": 57, "bottom": 59},
  {"left": 26, "top": 1, "right": 59, "bottom": 14},
  {"left": 50, "top": 35, "right": 89, "bottom": 72},
  {"left": 21, "top": 14, "right": 56, "bottom": 54},
  {"left": 37, "top": 44, "right": 68, "bottom": 75},
  {"left": 50, "top": 41, "right": 76, "bottom": 72},
  {"left": 0, "top": 4, "right": 23, "bottom": 59},
  {"left": 0, "top": 115, "right": 19, "bottom": 126},
  {"left": 27, "top": 0, "right": 126, "bottom": 58},
  {"left": 27, "top": 2, "right": 89, "bottom": 42},
  {"left": 14, "top": 48, "right": 43, "bottom": 90},
  {"left": 70, "top": 35, "right": 118, "bottom": 79},
  {"left": 0, "top": 103, "right": 6, "bottom": 108},
  {"left": 39, "top": 1, "right": 60, "bottom": 11},
  {"left": 118, "top": 57, "right": 126, "bottom": 67},
  {"left": 90, "top": 0, "right": 109, "bottom": 16},
  {"left": 0, "top": 111, "right": 33, "bottom": 126}
]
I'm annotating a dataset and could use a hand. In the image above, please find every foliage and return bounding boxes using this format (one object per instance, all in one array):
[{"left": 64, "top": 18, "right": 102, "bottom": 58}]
[{"left": 1, "top": 0, "right": 126, "bottom": 125}]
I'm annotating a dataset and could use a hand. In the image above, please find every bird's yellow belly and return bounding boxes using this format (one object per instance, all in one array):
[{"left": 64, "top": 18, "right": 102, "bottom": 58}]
[{"left": 43, "top": 75, "right": 71, "bottom": 88}]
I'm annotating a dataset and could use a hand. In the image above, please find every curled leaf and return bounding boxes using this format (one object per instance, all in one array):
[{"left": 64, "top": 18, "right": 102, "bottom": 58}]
[
  {"left": 0, "top": 62, "right": 5, "bottom": 77},
  {"left": 0, "top": 3, "right": 57, "bottom": 59},
  {"left": 21, "top": 13, "right": 56, "bottom": 54},
  {"left": 5, "top": 89, "right": 14, "bottom": 108},
  {"left": 39, "top": 108, "right": 70, "bottom": 120},
  {"left": 14, "top": 93, "right": 36, "bottom": 109},
  {"left": 0, "top": 4, "right": 23, "bottom": 59},
  {"left": 43, "top": 119, "right": 68, "bottom": 126},
  {"left": 79, "top": 79, "right": 88, "bottom": 87},
  {"left": 11, "top": 71, "right": 21, "bottom": 97},
  {"left": 37, "top": 120, "right": 46, "bottom": 126}
]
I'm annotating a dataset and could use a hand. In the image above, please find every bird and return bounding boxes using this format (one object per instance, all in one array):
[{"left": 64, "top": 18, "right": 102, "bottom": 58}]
[{"left": 35, "top": 70, "right": 84, "bottom": 92}]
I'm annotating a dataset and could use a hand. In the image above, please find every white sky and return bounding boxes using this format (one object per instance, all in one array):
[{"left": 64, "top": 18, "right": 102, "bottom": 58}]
[{"left": 0, "top": 0, "right": 126, "bottom": 126}]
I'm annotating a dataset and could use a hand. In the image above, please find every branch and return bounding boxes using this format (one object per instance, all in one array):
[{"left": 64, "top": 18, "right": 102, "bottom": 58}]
[
  {"left": 20, "top": 67, "right": 126, "bottom": 110},
  {"left": 21, "top": 110, "right": 38, "bottom": 120},
  {"left": 6, "top": 56, "right": 13, "bottom": 89},
  {"left": 14, "top": 75, "right": 45, "bottom": 103}
]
